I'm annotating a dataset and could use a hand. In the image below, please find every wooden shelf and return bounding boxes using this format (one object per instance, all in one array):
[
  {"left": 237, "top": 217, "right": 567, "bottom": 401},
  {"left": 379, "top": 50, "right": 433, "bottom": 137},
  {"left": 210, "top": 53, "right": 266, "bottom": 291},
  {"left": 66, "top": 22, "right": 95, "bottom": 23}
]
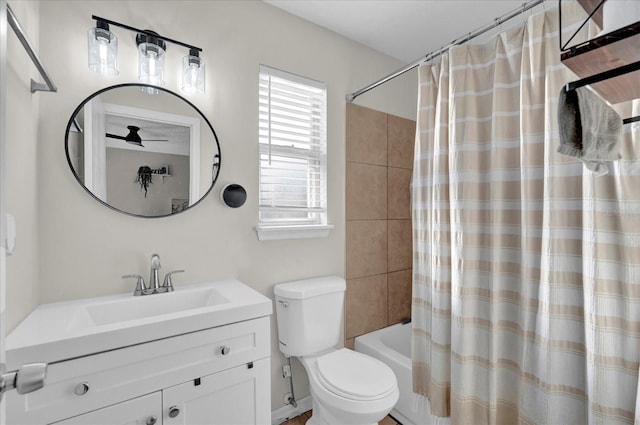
[{"left": 561, "top": 20, "right": 640, "bottom": 104}]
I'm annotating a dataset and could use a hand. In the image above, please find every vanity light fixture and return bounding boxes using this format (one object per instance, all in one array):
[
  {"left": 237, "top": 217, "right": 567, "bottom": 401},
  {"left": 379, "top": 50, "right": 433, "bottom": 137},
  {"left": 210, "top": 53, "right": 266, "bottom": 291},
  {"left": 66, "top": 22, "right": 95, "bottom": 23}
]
[
  {"left": 88, "top": 15, "right": 205, "bottom": 95},
  {"left": 182, "top": 49, "right": 205, "bottom": 94},
  {"left": 136, "top": 31, "right": 166, "bottom": 94},
  {"left": 87, "top": 19, "right": 118, "bottom": 76}
]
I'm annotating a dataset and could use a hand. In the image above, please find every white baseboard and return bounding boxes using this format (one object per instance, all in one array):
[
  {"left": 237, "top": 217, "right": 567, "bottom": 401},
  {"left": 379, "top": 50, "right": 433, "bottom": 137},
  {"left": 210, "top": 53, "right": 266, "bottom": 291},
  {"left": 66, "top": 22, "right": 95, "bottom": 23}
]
[{"left": 271, "top": 396, "right": 313, "bottom": 425}]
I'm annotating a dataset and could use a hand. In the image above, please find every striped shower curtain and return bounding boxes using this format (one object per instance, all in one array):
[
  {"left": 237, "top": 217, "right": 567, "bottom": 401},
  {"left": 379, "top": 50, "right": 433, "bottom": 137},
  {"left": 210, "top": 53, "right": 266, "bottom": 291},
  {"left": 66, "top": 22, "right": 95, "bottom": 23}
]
[{"left": 411, "top": 3, "right": 640, "bottom": 425}]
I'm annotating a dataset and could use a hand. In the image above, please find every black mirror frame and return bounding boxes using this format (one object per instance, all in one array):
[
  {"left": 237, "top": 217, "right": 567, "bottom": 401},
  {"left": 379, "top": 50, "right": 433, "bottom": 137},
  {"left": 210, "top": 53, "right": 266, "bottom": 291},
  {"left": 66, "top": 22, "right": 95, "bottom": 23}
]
[{"left": 64, "top": 83, "right": 222, "bottom": 219}]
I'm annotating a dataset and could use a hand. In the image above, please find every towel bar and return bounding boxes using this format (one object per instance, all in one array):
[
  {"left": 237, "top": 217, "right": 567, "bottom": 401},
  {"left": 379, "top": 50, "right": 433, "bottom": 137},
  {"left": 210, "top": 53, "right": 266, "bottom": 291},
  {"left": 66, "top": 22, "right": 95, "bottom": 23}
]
[{"left": 6, "top": 4, "right": 57, "bottom": 93}]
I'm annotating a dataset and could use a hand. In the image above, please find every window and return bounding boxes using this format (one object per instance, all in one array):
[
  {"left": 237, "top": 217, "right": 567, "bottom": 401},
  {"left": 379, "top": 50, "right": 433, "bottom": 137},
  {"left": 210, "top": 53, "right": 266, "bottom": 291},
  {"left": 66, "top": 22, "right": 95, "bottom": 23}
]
[{"left": 256, "top": 65, "right": 332, "bottom": 240}]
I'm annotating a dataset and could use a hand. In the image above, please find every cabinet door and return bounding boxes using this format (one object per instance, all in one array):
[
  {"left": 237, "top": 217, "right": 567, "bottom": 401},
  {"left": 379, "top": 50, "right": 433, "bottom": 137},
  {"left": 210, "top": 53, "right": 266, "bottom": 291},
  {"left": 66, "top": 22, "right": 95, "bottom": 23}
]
[
  {"left": 163, "top": 357, "right": 270, "bottom": 425},
  {"left": 51, "top": 392, "right": 161, "bottom": 425}
]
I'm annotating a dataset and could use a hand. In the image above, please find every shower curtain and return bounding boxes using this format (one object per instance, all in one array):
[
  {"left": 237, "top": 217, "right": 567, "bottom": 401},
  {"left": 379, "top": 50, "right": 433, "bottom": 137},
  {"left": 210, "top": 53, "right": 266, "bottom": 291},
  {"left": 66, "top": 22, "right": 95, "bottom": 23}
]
[{"left": 411, "top": 4, "right": 640, "bottom": 425}]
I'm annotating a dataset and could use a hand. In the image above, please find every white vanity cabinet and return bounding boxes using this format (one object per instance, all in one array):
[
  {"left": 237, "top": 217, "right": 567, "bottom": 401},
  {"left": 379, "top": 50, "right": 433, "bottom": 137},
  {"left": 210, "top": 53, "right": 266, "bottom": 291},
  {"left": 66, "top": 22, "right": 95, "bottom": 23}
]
[
  {"left": 163, "top": 358, "right": 269, "bottom": 425},
  {"left": 8, "top": 316, "right": 271, "bottom": 425},
  {"left": 52, "top": 393, "right": 162, "bottom": 425}
]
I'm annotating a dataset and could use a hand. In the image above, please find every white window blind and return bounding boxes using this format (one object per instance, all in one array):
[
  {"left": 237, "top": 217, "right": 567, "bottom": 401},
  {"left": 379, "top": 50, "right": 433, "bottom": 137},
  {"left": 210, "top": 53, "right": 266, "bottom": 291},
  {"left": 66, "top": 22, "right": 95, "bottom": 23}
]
[{"left": 258, "top": 65, "right": 327, "bottom": 227}]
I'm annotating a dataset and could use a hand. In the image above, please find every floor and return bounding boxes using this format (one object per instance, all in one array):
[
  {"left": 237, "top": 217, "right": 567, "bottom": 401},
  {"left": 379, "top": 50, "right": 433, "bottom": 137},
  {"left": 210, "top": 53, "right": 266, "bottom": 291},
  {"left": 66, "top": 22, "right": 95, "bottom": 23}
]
[{"left": 281, "top": 410, "right": 401, "bottom": 425}]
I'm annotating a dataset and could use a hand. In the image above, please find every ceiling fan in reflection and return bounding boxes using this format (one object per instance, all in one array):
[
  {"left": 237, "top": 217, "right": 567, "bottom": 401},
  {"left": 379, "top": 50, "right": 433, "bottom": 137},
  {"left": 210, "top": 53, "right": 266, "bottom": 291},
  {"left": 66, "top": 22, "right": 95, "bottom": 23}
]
[{"left": 105, "top": 126, "right": 168, "bottom": 148}]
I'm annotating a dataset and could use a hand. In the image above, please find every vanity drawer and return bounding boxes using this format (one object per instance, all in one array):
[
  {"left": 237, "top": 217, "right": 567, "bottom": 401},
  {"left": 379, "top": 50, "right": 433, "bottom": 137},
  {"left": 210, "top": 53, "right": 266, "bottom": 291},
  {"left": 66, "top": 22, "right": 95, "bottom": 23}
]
[{"left": 7, "top": 316, "right": 270, "bottom": 425}]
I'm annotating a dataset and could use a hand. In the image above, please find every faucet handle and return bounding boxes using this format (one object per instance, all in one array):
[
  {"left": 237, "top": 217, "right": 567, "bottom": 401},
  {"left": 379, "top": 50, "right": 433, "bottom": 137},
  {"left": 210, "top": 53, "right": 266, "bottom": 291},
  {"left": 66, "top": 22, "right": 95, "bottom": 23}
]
[
  {"left": 162, "top": 270, "right": 185, "bottom": 292},
  {"left": 122, "top": 274, "right": 146, "bottom": 296}
]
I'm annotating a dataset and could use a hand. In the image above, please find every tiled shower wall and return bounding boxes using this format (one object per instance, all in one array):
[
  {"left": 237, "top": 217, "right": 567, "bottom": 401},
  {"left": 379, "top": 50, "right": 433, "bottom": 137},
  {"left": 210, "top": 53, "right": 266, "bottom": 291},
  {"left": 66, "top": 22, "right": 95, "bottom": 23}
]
[{"left": 344, "top": 103, "right": 416, "bottom": 348}]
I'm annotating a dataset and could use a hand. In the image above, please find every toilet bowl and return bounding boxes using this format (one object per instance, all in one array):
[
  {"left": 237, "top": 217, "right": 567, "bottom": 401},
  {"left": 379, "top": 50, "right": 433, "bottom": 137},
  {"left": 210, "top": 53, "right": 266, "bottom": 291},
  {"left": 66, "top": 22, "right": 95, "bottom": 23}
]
[
  {"left": 274, "top": 276, "right": 399, "bottom": 425},
  {"left": 301, "top": 349, "right": 399, "bottom": 425}
]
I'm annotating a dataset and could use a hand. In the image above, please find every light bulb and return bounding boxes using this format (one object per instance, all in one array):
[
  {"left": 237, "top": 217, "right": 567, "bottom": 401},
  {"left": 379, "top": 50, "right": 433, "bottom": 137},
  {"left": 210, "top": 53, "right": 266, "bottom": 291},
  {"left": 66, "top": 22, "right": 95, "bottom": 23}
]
[
  {"left": 88, "top": 20, "right": 118, "bottom": 76},
  {"left": 137, "top": 32, "right": 166, "bottom": 94},
  {"left": 182, "top": 49, "right": 205, "bottom": 94}
]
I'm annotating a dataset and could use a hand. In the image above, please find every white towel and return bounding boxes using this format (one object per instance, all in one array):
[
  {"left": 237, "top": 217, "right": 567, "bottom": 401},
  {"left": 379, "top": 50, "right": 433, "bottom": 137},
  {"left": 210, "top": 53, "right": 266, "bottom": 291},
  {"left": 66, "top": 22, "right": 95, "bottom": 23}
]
[{"left": 557, "top": 86, "right": 623, "bottom": 175}]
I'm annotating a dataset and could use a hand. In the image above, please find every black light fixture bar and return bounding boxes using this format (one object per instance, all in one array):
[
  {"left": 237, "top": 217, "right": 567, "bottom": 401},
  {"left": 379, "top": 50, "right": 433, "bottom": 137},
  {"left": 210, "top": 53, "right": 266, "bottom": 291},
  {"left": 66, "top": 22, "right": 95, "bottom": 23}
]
[{"left": 91, "top": 15, "right": 202, "bottom": 53}]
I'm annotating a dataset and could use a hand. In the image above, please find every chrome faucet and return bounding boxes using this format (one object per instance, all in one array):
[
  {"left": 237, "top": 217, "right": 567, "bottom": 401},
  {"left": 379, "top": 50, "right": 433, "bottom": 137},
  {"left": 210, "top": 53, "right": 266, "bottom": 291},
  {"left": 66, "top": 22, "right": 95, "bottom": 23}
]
[
  {"left": 122, "top": 254, "right": 185, "bottom": 296},
  {"left": 149, "top": 253, "right": 161, "bottom": 291},
  {"left": 162, "top": 270, "right": 185, "bottom": 292},
  {"left": 122, "top": 274, "right": 146, "bottom": 296}
]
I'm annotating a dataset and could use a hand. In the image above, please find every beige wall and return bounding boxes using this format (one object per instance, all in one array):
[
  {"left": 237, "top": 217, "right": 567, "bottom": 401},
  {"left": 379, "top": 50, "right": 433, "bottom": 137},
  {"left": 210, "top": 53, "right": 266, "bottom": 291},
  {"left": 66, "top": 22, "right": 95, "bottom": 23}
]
[
  {"left": 5, "top": 0, "right": 417, "bottom": 413},
  {"left": 344, "top": 103, "right": 415, "bottom": 349},
  {"left": 5, "top": 0, "right": 40, "bottom": 338}
]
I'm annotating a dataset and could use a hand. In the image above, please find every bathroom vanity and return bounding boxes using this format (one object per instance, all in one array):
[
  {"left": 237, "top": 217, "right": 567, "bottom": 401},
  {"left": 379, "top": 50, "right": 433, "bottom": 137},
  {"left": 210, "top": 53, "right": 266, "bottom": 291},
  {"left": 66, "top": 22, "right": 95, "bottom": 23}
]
[{"left": 5, "top": 280, "right": 272, "bottom": 425}]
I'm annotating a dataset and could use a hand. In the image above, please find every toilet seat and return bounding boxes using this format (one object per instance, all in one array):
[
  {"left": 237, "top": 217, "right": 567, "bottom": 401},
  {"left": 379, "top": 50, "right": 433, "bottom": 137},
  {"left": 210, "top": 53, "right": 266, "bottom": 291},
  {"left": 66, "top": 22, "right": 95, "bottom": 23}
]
[
  {"left": 315, "top": 349, "right": 397, "bottom": 401},
  {"left": 300, "top": 349, "right": 399, "bottom": 425}
]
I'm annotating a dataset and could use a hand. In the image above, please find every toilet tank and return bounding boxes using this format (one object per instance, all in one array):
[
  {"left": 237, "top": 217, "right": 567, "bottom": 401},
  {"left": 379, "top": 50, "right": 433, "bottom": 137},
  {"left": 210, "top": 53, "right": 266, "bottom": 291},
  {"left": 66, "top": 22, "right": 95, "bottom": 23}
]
[{"left": 274, "top": 276, "right": 346, "bottom": 357}]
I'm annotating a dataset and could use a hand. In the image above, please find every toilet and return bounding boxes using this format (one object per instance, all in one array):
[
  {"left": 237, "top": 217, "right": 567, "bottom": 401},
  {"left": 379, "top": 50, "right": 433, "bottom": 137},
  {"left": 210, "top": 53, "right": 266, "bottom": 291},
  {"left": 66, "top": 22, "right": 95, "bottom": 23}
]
[{"left": 274, "top": 276, "right": 399, "bottom": 425}]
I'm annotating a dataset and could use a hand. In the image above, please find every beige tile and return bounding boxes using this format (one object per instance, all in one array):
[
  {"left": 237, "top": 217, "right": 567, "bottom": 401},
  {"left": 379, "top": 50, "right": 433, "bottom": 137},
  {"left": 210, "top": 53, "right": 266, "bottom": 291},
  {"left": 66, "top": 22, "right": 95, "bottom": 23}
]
[
  {"left": 388, "top": 167, "right": 412, "bottom": 219},
  {"left": 388, "top": 114, "right": 416, "bottom": 170},
  {"left": 347, "top": 162, "right": 387, "bottom": 220},
  {"left": 346, "top": 103, "right": 388, "bottom": 166},
  {"left": 388, "top": 219, "right": 412, "bottom": 272},
  {"left": 346, "top": 220, "right": 387, "bottom": 279},
  {"left": 344, "top": 337, "right": 355, "bottom": 350},
  {"left": 388, "top": 269, "right": 412, "bottom": 325},
  {"left": 346, "top": 274, "right": 388, "bottom": 338}
]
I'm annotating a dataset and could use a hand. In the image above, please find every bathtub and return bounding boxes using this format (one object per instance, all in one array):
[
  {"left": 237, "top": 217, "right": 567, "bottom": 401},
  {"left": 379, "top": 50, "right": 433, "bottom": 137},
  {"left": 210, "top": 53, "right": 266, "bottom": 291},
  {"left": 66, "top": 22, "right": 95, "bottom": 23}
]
[{"left": 355, "top": 323, "right": 450, "bottom": 425}]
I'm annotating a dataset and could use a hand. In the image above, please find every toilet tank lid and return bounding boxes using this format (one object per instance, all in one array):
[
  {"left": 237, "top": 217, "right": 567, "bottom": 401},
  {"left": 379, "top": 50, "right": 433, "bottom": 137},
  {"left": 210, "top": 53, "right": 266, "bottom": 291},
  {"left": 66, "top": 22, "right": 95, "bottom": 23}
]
[{"left": 274, "top": 275, "right": 346, "bottom": 299}]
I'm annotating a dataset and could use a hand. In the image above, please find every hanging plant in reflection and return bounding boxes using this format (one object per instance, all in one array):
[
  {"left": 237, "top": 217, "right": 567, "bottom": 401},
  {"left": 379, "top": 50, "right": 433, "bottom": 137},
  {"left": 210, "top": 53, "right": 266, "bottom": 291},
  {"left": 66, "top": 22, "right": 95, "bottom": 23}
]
[{"left": 135, "top": 166, "right": 153, "bottom": 197}]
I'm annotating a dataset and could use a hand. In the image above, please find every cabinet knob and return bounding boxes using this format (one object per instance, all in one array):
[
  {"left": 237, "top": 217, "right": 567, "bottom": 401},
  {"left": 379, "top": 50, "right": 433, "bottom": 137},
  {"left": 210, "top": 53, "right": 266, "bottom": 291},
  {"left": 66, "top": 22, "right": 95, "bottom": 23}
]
[
  {"left": 168, "top": 406, "right": 180, "bottom": 418},
  {"left": 74, "top": 382, "right": 90, "bottom": 396},
  {"left": 145, "top": 416, "right": 158, "bottom": 425},
  {"left": 220, "top": 345, "right": 231, "bottom": 356}
]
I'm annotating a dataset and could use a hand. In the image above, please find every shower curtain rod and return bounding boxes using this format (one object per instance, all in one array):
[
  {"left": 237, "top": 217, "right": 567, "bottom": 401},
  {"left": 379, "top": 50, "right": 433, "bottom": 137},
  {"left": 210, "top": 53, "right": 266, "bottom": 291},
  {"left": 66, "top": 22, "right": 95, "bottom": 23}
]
[{"left": 346, "top": 0, "right": 545, "bottom": 102}]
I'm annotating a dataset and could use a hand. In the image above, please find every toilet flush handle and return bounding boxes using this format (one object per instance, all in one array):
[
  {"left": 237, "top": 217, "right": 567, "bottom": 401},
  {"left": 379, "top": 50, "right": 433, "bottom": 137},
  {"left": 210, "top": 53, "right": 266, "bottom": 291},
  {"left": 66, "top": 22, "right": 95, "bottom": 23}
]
[{"left": 277, "top": 300, "right": 289, "bottom": 308}]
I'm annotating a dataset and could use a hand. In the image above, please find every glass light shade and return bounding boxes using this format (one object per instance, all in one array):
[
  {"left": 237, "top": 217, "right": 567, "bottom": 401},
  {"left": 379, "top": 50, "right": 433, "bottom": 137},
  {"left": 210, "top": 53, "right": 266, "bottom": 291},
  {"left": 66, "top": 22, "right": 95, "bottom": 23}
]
[
  {"left": 182, "top": 52, "right": 205, "bottom": 94},
  {"left": 138, "top": 42, "right": 165, "bottom": 93},
  {"left": 87, "top": 27, "right": 118, "bottom": 76}
]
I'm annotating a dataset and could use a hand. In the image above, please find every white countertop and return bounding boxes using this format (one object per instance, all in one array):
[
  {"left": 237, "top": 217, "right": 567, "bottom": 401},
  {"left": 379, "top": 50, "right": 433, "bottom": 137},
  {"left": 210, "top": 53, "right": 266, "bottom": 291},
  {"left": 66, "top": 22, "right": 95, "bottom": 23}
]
[{"left": 6, "top": 279, "right": 272, "bottom": 369}]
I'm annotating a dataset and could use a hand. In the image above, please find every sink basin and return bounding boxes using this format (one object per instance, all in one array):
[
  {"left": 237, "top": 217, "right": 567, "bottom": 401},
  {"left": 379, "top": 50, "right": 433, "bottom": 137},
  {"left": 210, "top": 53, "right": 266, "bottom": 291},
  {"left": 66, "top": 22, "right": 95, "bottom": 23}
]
[
  {"left": 6, "top": 279, "right": 272, "bottom": 369},
  {"left": 86, "top": 287, "right": 229, "bottom": 326}
]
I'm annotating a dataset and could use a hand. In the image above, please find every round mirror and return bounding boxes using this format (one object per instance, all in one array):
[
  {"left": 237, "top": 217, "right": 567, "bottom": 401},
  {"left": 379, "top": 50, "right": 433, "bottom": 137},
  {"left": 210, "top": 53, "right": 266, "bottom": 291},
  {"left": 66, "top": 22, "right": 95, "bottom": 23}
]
[{"left": 65, "top": 84, "right": 221, "bottom": 218}]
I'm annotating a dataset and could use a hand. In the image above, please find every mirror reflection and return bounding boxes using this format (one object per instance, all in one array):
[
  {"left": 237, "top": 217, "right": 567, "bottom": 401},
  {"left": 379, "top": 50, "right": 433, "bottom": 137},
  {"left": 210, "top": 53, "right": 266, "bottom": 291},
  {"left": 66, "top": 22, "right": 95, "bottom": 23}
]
[{"left": 65, "top": 84, "right": 220, "bottom": 217}]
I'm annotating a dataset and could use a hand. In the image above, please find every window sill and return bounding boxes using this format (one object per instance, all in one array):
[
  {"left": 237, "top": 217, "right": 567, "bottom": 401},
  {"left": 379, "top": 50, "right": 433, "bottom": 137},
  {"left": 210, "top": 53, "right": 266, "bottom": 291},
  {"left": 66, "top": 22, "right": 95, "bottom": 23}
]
[{"left": 254, "top": 224, "right": 334, "bottom": 241}]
